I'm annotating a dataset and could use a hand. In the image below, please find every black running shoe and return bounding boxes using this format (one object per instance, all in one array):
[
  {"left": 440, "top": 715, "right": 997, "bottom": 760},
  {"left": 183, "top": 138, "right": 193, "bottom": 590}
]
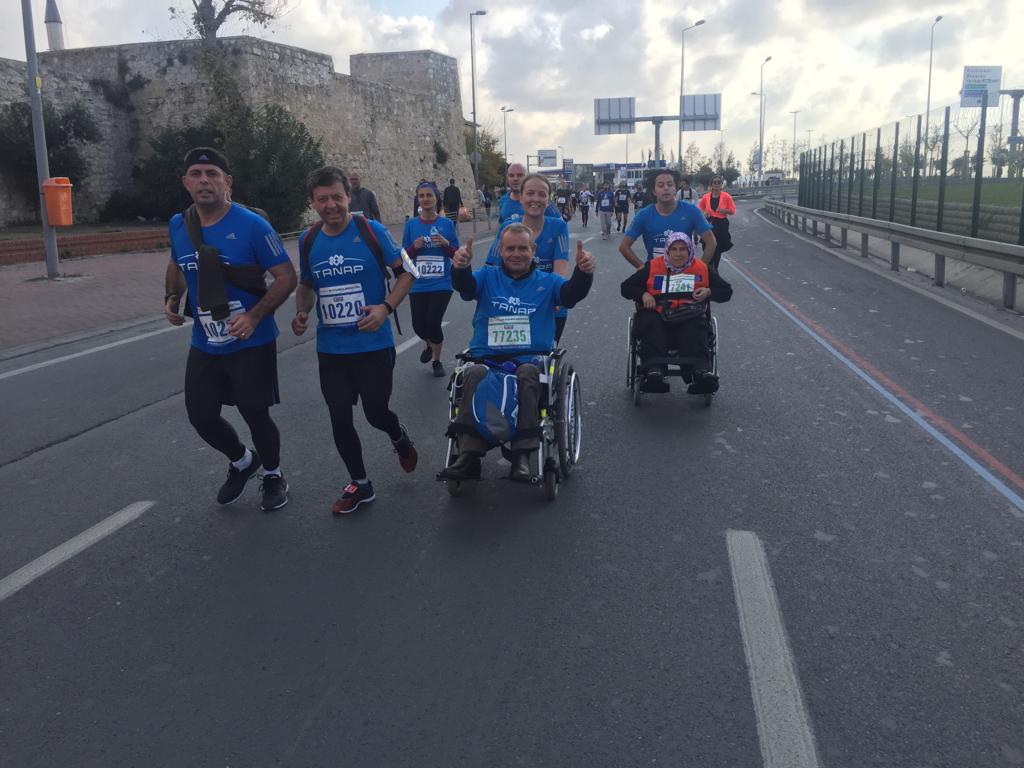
[
  {"left": 216, "top": 450, "right": 262, "bottom": 505},
  {"left": 432, "top": 360, "right": 446, "bottom": 378},
  {"left": 687, "top": 370, "right": 720, "bottom": 395},
  {"left": 259, "top": 473, "right": 289, "bottom": 511},
  {"left": 393, "top": 423, "right": 418, "bottom": 472},
  {"left": 332, "top": 481, "right": 376, "bottom": 514},
  {"left": 419, "top": 344, "right": 432, "bottom": 364}
]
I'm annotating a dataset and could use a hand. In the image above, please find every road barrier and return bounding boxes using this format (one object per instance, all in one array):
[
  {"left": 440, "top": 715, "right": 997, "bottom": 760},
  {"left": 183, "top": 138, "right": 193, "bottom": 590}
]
[{"left": 763, "top": 198, "right": 1024, "bottom": 309}]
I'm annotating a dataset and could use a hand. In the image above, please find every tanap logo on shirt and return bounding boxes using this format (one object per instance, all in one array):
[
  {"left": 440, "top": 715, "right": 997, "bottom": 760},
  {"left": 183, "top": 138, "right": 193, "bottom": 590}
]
[
  {"left": 313, "top": 253, "right": 364, "bottom": 279},
  {"left": 492, "top": 294, "right": 536, "bottom": 315},
  {"left": 329, "top": 254, "right": 345, "bottom": 266}
]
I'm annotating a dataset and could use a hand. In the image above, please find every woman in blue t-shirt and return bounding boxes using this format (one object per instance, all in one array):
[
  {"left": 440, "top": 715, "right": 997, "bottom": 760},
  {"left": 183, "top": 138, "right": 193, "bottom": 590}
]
[{"left": 402, "top": 181, "right": 459, "bottom": 377}]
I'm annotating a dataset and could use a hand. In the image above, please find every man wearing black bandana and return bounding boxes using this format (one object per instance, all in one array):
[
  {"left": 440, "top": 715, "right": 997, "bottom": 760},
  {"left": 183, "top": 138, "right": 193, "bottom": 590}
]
[{"left": 163, "top": 147, "right": 297, "bottom": 511}]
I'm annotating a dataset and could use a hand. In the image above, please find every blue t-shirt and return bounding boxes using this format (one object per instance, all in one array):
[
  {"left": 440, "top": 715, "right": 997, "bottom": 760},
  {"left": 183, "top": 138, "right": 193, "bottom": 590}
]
[
  {"left": 596, "top": 191, "right": 615, "bottom": 212},
  {"left": 169, "top": 204, "right": 289, "bottom": 355},
  {"left": 402, "top": 215, "right": 459, "bottom": 293},
  {"left": 486, "top": 216, "right": 570, "bottom": 318},
  {"left": 299, "top": 217, "right": 402, "bottom": 355},
  {"left": 466, "top": 266, "right": 567, "bottom": 362},
  {"left": 625, "top": 201, "right": 712, "bottom": 261},
  {"left": 497, "top": 192, "right": 560, "bottom": 224}
]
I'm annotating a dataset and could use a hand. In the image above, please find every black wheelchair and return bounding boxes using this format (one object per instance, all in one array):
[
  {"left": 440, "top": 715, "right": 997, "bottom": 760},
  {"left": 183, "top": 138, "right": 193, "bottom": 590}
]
[
  {"left": 626, "top": 303, "right": 719, "bottom": 407},
  {"left": 438, "top": 349, "right": 582, "bottom": 500}
]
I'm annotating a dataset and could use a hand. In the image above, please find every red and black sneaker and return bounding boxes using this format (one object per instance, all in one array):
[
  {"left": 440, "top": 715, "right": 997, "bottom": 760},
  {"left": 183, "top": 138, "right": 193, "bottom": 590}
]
[
  {"left": 331, "top": 481, "right": 376, "bottom": 515},
  {"left": 392, "top": 423, "right": 418, "bottom": 473}
]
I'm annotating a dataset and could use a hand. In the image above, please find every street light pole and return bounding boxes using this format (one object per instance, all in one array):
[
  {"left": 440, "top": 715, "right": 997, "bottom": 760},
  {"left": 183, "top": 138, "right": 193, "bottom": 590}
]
[
  {"left": 759, "top": 56, "right": 772, "bottom": 185},
  {"left": 469, "top": 10, "right": 486, "bottom": 190},
  {"left": 790, "top": 110, "right": 800, "bottom": 178},
  {"left": 21, "top": 0, "right": 60, "bottom": 279},
  {"left": 924, "top": 15, "right": 943, "bottom": 175},
  {"left": 500, "top": 105, "right": 514, "bottom": 167},
  {"left": 678, "top": 19, "right": 706, "bottom": 174}
]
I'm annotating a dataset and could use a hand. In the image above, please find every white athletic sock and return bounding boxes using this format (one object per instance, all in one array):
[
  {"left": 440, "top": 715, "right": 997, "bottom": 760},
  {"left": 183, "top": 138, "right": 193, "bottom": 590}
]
[
  {"left": 263, "top": 466, "right": 282, "bottom": 477},
  {"left": 231, "top": 448, "right": 253, "bottom": 471},
  {"left": 354, "top": 478, "right": 369, "bottom": 486}
]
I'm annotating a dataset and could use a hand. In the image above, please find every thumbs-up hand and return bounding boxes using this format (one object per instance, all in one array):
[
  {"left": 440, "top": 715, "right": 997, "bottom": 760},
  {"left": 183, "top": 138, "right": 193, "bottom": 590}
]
[
  {"left": 453, "top": 238, "right": 474, "bottom": 269},
  {"left": 575, "top": 240, "right": 595, "bottom": 274}
]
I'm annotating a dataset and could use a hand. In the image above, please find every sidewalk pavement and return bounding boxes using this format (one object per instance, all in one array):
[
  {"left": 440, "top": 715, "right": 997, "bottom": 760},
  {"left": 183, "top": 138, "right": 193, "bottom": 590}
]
[{"left": 0, "top": 217, "right": 497, "bottom": 354}]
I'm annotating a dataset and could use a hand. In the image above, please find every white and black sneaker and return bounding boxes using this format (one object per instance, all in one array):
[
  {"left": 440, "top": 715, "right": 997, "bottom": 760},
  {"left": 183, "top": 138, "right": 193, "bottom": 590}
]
[{"left": 217, "top": 450, "right": 262, "bottom": 505}]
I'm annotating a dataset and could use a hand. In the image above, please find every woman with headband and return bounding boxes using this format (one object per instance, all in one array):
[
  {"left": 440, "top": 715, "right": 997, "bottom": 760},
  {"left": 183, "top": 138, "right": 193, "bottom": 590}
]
[{"left": 403, "top": 180, "right": 460, "bottom": 377}]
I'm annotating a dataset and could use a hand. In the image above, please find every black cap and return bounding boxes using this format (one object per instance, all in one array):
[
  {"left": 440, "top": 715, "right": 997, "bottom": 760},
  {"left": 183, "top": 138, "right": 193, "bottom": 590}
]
[{"left": 183, "top": 147, "right": 230, "bottom": 175}]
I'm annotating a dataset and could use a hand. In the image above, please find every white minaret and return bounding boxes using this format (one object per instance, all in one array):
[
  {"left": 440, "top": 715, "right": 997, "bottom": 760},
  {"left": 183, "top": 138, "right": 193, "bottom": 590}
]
[{"left": 45, "top": 0, "right": 65, "bottom": 51}]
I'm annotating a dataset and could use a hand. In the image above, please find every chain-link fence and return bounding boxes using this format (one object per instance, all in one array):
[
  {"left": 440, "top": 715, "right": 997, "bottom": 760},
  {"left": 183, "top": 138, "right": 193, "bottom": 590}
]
[{"left": 798, "top": 93, "right": 1024, "bottom": 245}]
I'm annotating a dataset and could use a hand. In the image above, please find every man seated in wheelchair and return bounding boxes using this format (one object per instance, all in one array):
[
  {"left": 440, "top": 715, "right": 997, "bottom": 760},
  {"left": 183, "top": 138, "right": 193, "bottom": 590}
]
[
  {"left": 439, "top": 223, "right": 595, "bottom": 481},
  {"left": 620, "top": 231, "right": 732, "bottom": 394}
]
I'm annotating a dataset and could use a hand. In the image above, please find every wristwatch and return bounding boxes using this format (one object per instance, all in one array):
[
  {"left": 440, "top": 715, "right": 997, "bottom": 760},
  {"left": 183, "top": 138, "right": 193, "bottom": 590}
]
[{"left": 383, "top": 300, "right": 395, "bottom": 315}]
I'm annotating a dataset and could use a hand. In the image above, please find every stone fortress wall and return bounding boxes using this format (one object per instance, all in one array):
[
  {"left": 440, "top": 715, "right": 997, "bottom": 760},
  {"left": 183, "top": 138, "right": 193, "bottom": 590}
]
[{"left": 0, "top": 37, "right": 474, "bottom": 227}]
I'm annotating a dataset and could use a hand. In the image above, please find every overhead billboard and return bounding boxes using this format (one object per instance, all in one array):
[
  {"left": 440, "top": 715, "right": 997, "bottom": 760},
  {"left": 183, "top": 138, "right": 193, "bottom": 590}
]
[
  {"left": 594, "top": 97, "right": 636, "bottom": 135},
  {"left": 960, "top": 66, "right": 1002, "bottom": 108},
  {"left": 537, "top": 149, "right": 558, "bottom": 167},
  {"left": 680, "top": 94, "right": 721, "bottom": 131},
  {"left": 562, "top": 158, "right": 574, "bottom": 182}
]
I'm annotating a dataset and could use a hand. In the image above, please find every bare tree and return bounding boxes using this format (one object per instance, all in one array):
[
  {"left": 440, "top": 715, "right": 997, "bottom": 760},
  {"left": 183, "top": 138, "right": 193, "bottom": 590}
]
[
  {"left": 171, "top": 0, "right": 287, "bottom": 42},
  {"left": 951, "top": 109, "right": 980, "bottom": 179}
]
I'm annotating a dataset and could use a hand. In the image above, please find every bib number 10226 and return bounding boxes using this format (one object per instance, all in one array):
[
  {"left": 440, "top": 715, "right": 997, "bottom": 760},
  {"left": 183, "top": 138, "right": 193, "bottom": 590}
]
[{"left": 319, "top": 284, "right": 366, "bottom": 327}]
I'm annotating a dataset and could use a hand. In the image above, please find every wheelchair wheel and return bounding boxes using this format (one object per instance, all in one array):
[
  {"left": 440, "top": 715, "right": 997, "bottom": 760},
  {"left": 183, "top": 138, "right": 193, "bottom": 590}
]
[
  {"left": 543, "top": 463, "right": 559, "bottom": 501},
  {"left": 633, "top": 375, "right": 643, "bottom": 406},
  {"left": 626, "top": 315, "right": 635, "bottom": 388},
  {"left": 557, "top": 365, "right": 582, "bottom": 478}
]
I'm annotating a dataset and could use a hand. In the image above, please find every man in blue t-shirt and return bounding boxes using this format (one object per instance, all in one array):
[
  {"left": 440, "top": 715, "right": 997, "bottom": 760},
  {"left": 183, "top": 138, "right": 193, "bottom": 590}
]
[
  {"left": 497, "top": 162, "right": 560, "bottom": 223},
  {"left": 620, "top": 168, "right": 717, "bottom": 268},
  {"left": 292, "top": 166, "right": 419, "bottom": 515},
  {"left": 438, "top": 224, "right": 594, "bottom": 483},
  {"left": 163, "top": 147, "right": 297, "bottom": 512}
]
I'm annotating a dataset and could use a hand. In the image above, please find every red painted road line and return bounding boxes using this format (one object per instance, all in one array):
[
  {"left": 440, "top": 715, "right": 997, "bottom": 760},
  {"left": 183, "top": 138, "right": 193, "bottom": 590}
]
[{"left": 730, "top": 260, "right": 1024, "bottom": 496}]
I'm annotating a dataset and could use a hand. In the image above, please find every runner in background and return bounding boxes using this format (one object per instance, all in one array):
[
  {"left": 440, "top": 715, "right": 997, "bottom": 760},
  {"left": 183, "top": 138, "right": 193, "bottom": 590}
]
[{"left": 403, "top": 181, "right": 459, "bottom": 377}]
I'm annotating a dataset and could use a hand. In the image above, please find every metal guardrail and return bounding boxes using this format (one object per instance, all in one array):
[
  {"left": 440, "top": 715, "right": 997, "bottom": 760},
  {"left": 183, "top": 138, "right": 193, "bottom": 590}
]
[{"left": 763, "top": 198, "right": 1024, "bottom": 309}]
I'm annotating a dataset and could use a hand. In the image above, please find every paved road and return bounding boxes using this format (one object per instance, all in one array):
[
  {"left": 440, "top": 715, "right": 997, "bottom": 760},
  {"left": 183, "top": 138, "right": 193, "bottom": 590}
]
[{"left": 2, "top": 205, "right": 1023, "bottom": 767}]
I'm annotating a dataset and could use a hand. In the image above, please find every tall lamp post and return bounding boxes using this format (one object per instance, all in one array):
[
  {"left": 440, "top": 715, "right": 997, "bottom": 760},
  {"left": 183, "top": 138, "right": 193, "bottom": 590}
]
[
  {"left": 21, "top": 0, "right": 60, "bottom": 278},
  {"left": 469, "top": 9, "right": 487, "bottom": 189},
  {"left": 789, "top": 110, "right": 801, "bottom": 178},
  {"left": 678, "top": 19, "right": 706, "bottom": 174},
  {"left": 758, "top": 55, "right": 772, "bottom": 184},
  {"left": 924, "top": 15, "right": 943, "bottom": 175},
  {"left": 500, "top": 105, "right": 514, "bottom": 166}
]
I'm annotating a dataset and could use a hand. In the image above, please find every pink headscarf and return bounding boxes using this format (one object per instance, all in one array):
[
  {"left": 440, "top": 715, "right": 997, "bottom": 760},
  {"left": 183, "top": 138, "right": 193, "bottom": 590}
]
[{"left": 663, "top": 231, "right": 696, "bottom": 273}]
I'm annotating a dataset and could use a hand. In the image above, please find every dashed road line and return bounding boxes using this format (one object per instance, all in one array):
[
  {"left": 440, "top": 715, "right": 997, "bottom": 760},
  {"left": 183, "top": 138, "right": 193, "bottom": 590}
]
[
  {"left": 0, "top": 501, "right": 156, "bottom": 602},
  {"left": 727, "top": 529, "right": 822, "bottom": 768}
]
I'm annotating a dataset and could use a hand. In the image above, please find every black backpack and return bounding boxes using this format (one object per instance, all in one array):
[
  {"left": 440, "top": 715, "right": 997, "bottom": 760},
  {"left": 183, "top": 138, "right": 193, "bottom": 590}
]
[{"left": 298, "top": 216, "right": 402, "bottom": 333}]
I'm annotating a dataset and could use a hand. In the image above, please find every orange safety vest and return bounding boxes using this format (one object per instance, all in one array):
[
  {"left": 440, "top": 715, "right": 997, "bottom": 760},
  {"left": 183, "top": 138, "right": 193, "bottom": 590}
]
[
  {"left": 645, "top": 256, "right": 709, "bottom": 316},
  {"left": 698, "top": 191, "right": 736, "bottom": 219}
]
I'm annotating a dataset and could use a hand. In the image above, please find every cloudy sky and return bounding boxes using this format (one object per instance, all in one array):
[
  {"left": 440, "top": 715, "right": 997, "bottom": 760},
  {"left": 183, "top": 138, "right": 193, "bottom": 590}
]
[{"left": 2, "top": 0, "right": 1021, "bottom": 171}]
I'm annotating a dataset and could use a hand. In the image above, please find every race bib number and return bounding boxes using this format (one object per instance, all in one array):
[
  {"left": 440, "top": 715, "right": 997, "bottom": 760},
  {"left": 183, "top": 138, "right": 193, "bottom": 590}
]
[
  {"left": 667, "top": 273, "right": 696, "bottom": 293},
  {"left": 198, "top": 301, "right": 245, "bottom": 346},
  {"left": 488, "top": 315, "right": 531, "bottom": 348},
  {"left": 417, "top": 254, "right": 445, "bottom": 279},
  {"left": 319, "top": 284, "right": 365, "bottom": 327}
]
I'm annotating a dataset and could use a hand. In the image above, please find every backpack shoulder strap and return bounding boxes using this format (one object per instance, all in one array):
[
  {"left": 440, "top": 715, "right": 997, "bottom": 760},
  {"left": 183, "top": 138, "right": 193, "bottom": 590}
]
[
  {"left": 352, "top": 214, "right": 388, "bottom": 276},
  {"left": 182, "top": 205, "right": 205, "bottom": 252},
  {"left": 299, "top": 221, "right": 324, "bottom": 281},
  {"left": 352, "top": 215, "right": 403, "bottom": 335}
]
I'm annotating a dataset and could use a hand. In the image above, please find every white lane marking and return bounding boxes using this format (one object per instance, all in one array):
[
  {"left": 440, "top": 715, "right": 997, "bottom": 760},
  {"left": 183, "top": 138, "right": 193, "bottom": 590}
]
[
  {"left": 753, "top": 208, "right": 1024, "bottom": 344},
  {"left": 0, "top": 501, "right": 155, "bottom": 602},
  {"left": 395, "top": 321, "right": 450, "bottom": 355},
  {"left": 0, "top": 325, "right": 184, "bottom": 381},
  {"left": 727, "top": 258, "right": 1024, "bottom": 515},
  {"left": 581, "top": 236, "right": 596, "bottom": 244},
  {"left": 727, "top": 530, "right": 822, "bottom": 768}
]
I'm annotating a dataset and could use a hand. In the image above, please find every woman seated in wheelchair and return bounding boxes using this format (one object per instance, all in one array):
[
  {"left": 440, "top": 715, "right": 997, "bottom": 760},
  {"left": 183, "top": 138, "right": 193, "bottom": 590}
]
[
  {"left": 621, "top": 231, "right": 732, "bottom": 394},
  {"left": 439, "top": 223, "right": 595, "bottom": 482}
]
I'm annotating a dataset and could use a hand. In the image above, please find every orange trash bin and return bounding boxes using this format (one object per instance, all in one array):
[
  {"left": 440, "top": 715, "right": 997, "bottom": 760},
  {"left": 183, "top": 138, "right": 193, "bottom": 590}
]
[{"left": 42, "top": 177, "right": 74, "bottom": 226}]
